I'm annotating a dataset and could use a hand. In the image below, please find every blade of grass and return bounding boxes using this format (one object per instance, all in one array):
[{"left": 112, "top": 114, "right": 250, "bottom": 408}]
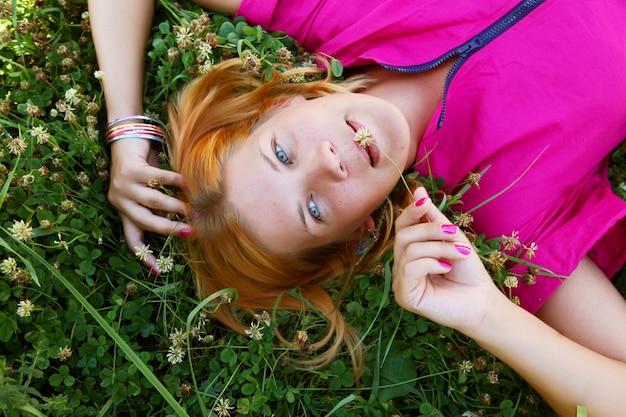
[{"left": 323, "top": 394, "right": 360, "bottom": 417}]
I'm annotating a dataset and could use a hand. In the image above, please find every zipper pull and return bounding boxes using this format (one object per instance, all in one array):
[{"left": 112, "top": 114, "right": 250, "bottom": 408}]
[{"left": 457, "top": 37, "right": 483, "bottom": 57}]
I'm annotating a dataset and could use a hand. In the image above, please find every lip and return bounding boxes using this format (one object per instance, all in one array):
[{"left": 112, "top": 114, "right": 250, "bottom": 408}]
[{"left": 347, "top": 120, "right": 379, "bottom": 167}]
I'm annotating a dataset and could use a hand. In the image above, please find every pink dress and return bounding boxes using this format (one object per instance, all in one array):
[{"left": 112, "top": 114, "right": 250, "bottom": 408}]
[{"left": 237, "top": 0, "right": 626, "bottom": 313}]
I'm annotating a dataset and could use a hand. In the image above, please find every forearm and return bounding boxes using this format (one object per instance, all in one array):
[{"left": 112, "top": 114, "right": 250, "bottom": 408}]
[
  {"left": 471, "top": 290, "right": 626, "bottom": 417},
  {"left": 88, "top": 0, "right": 155, "bottom": 120}
]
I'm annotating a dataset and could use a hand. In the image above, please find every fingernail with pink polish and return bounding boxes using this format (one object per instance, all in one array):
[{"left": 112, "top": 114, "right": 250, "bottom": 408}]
[
  {"left": 179, "top": 229, "right": 192, "bottom": 237},
  {"left": 455, "top": 245, "right": 472, "bottom": 255},
  {"left": 439, "top": 260, "right": 452, "bottom": 269},
  {"left": 441, "top": 224, "right": 458, "bottom": 234},
  {"left": 150, "top": 266, "right": 160, "bottom": 275},
  {"left": 414, "top": 197, "right": 427, "bottom": 207}
]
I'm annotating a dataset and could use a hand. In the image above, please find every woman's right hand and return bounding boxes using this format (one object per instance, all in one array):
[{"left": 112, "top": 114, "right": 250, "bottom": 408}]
[
  {"left": 392, "top": 187, "right": 500, "bottom": 336},
  {"left": 108, "top": 139, "right": 190, "bottom": 271}
]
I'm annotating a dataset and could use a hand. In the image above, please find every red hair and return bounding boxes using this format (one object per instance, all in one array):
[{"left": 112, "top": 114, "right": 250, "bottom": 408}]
[{"left": 168, "top": 59, "right": 411, "bottom": 378}]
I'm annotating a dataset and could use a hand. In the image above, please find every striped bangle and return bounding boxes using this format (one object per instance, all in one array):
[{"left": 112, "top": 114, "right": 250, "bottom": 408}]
[{"left": 104, "top": 115, "right": 167, "bottom": 146}]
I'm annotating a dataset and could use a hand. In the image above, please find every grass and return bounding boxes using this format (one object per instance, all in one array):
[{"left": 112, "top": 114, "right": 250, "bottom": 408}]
[{"left": 0, "top": 1, "right": 624, "bottom": 416}]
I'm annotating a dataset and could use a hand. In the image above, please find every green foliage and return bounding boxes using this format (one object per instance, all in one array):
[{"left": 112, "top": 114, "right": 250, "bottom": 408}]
[{"left": 0, "top": 1, "right": 624, "bottom": 416}]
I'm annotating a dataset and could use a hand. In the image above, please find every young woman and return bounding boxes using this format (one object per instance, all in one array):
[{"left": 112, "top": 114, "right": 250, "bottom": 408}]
[{"left": 89, "top": 0, "right": 626, "bottom": 415}]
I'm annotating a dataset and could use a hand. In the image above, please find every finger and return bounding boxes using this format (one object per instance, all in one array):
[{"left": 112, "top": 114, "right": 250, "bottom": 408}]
[
  {"left": 143, "top": 166, "right": 185, "bottom": 190},
  {"left": 394, "top": 187, "right": 431, "bottom": 231},
  {"left": 137, "top": 213, "right": 191, "bottom": 237},
  {"left": 119, "top": 199, "right": 191, "bottom": 237},
  {"left": 121, "top": 215, "right": 159, "bottom": 273},
  {"left": 399, "top": 239, "right": 472, "bottom": 266},
  {"left": 139, "top": 187, "right": 189, "bottom": 217}
]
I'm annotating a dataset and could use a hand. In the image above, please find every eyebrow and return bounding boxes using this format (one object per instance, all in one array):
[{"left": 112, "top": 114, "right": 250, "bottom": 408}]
[{"left": 258, "top": 142, "right": 313, "bottom": 236}]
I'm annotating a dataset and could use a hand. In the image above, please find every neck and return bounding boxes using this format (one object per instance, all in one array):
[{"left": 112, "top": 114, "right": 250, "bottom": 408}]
[{"left": 361, "top": 61, "right": 453, "bottom": 171}]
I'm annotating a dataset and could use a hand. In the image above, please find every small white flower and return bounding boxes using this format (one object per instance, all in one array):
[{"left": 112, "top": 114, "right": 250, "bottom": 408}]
[
  {"left": 93, "top": 70, "right": 105, "bottom": 80},
  {"left": 17, "top": 299, "right": 35, "bottom": 317},
  {"left": 169, "top": 328, "right": 187, "bottom": 348},
  {"left": 353, "top": 127, "right": 373, "bottom": 147},
  {"left": 196, "top": 41, "right": 213, "bottom": 61},
  {"left": 166, "top": 345, "right": 186, "bottom": 365},
  {"left": 458, "top": 360, "right": 473, "bottom": 374},
  {"left": 9, "top": 219, "right": 34, "bottom": 242},
  {"left": 212, "top": 398, "right": 234, "bottom": 417},
  {"left": 58, "top": 346, "right": 72, "bottom": 361},
  {"left": 156, "top": 255, "right": 174, "bottom": 273},
  {"left": 245, "top": 321, "right": 264, "bottom": 341},
  {"left": 503, "top": 275, "right": 519, "bottom": 289},
  {"left": 134, "top": 244, "right": 153, "bottom": 261},
  {"left": 64, "top": 88, "right": 80, "bottom": 105},
  {"left": 0, "top": 257, "right": 17, "bottom": 275},
  {"left": 29, "top": 126, "right": 50, "bottom": 144},
  {"left": 8, "top": 138, "right": 27, "bottom": 155}
]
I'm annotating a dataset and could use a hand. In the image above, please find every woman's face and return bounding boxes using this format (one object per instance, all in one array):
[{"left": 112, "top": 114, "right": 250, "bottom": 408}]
[{"left": 224, "top": 93, "right": 412, "bottom": 253}]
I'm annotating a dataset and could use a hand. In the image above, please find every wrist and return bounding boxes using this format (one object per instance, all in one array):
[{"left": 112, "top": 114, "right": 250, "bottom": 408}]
[{"left": 460, "top": 285, "right": 519, "bottom": 343}]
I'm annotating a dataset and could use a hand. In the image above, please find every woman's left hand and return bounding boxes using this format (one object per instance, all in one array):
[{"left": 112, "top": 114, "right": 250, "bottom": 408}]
[{"left": 392, "top": 188, "right": 500, "bottom": 335}]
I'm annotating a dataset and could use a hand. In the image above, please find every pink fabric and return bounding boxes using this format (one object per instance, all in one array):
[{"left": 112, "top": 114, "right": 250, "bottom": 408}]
[{"left": 237, "top": 0, "right": 626, "bottom": 313}]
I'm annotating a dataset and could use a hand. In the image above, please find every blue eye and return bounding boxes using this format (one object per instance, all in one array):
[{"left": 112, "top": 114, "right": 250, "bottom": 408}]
[
  {"left": 308, "top": 198, "right": 321, "bottom": 221},
  {"left": 274, "top": 142, "right": 290, "bottom": 164}
]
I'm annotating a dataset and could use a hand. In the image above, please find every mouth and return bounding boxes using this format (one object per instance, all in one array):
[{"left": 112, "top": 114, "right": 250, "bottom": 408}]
[{"left": 347, "top": 121, "right": 379, "bottom": 167}]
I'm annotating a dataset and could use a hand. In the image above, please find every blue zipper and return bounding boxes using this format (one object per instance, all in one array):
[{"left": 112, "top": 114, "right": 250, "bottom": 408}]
[{"left": 381, "top": 0, "right": 546, "bottom": 128}]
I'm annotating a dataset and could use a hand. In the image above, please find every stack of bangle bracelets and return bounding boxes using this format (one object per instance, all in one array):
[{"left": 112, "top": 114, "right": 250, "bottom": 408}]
[{"left": 103, "top": 115, "right": 166, "bottom": 147}]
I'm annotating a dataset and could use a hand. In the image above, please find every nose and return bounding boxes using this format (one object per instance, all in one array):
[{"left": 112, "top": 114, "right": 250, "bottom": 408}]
[{"left": 309, "top": 141, "right": 347, "bottom": 180}]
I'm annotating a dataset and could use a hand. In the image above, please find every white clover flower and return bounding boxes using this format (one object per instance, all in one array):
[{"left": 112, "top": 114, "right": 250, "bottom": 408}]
[
  {"left": 0, "top": 257, "right": 17, "bottom": 275},
  {"left": 212, "top": 398, "right": 234, "bottom": 417},
  {"left": 134, "top": 244, "right": 153, "bottom": 262},
  {"left": 64, "top": 87, "right": 80, "bottom": 105},
  {"left": 503, "top": 275, "right": 519, "bottom": 289},
  {"left": 29, "top": 126, "right": 50, "bottom": 144},
  {"left": 174, "top": 26, "right": 193, "bottom": 49},
  {"left": 17, "top": 299, "right": 35, "bottom": 317},
  {"left": 156, "top": 255, "right": 174, "bottom": 273},
  {"left": 9, "top": 219, "right": 34, "bottom": 242},
  {"left": 166, "top": 345, "right": 186, "bottom": 365},
  {"left": 8, "top": 137, "right": 27, "bottom": 155},
  {"left": 169, "top": 328, "right": 187, "bottom": 348},
  {"left": 458, "top": 360, "right": 474, "bottom": 374},
  {"left": 196, "top": 41, "right": 213, "bottom": 61},
  {"left": 245, "top": 321, "right": 264, "bottom": 341},
  {"left": 353, "top": 127, "right": 373, "bottom": 147},
  {"left": 58, "top": 346, "right": 72, "bottom": 361},
  {"left": 93, "top": 70, "right": 105, "bottom": 80}
]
